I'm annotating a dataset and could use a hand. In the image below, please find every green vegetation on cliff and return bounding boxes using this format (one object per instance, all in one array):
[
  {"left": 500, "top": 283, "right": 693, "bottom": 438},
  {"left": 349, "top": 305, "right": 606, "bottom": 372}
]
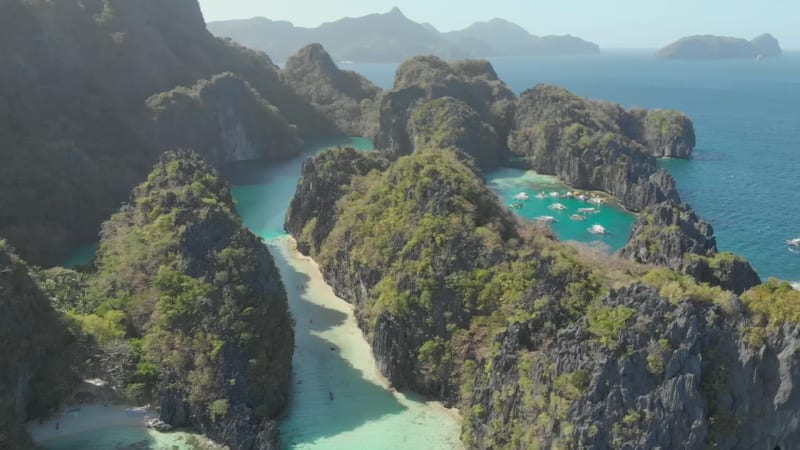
[
  {"left": 0, "top": 0, "right": 334, "bottom": 266},
  {"left": 0, "top": 245, "right": 82, "bottom": 449},
  {"left": 288, "top": 146, "right": 800, "bottom": 449},
  {"left": 32, "top": 151, "right": 293, "bottom": 447}
]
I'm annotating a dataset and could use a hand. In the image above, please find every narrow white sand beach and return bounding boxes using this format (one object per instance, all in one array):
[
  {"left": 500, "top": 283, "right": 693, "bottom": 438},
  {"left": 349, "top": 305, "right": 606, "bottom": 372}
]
[{"left": 271, "top": 237, "right": 463, "bottom": 450}]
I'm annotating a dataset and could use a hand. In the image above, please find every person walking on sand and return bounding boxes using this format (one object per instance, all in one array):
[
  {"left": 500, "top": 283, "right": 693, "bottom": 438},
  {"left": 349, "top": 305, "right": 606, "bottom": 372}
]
[{"left": 55, "top": 421, "right": 60, "bottom": 431}]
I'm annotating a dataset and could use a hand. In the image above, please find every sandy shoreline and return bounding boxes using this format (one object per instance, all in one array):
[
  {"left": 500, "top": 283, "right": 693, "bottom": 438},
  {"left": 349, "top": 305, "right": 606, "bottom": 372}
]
[{"left": 272, "top": 236, "right": 464, "bottom": 449}]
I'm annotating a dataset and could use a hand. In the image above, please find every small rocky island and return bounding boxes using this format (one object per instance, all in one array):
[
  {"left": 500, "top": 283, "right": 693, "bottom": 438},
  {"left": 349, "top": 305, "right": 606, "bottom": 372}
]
[{"left": 656, "top": 33, "right": 782, "bottom": 60}]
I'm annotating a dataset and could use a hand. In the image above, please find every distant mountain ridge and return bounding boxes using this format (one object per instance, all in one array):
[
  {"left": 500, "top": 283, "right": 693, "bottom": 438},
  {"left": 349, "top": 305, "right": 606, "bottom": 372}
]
[{"left": 208, "top": 8, "right": 599, "bottom": 63}]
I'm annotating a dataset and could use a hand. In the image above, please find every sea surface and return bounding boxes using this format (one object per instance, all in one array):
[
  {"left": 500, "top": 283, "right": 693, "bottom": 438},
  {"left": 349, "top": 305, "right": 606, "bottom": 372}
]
[{"left": 348, "top": 51, "right": 800, "bottom": 281}]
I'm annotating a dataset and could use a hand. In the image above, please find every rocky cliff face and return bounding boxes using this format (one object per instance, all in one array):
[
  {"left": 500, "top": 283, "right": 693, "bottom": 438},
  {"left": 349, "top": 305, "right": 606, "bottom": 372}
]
[
  {"left": 620, "top": 201, "right": 760, "bottom": 294},
  {"left": 89, "top": 151, "right": 293, "bottom": 449},
  {"left": 0, "top": 242, "right": 80, "bottom": 449},
  {"left": 374, "top": 56, "right": 515, "bottom": 168},
  {"left": 287, "top": 145, "right": 800, "bottom": 449},
  {"left": 465, "top": 283, "right": 800, "bottom": 449},
  {"left": 285, "top": 147, "right": 390, "bottom": 255},
  {"left": 407, "top": 97, "right": 505, "bottom": 170},
  {"left": 147, "top": 73, "right": 300, "bottom": 165},
  {"left": 509, "top": 85, "right": 689, "bottom": 212},
  {"left": 636, "top": 109, "right": 697, "bottom": 158},
  {"left": 282, "top": 43, "right": 383, "bottom": 137},
  {"left": 0, "top": 0, "right": 334, "bottom": 266}
]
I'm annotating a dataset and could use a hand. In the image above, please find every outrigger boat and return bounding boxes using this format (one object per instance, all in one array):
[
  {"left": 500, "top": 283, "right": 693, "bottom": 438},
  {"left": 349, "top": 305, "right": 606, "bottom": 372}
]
[
  {"left": 588, "top": 197, "right": 606, "bottom": 205},
  {"left": 514, "top": 192, "right": 530, "bottom": 201},
  {"left": 787, "top": 238, "right": 800, "bottom": 248},
  {"left": 588, "top": 224, "right": 609, "bottom": 235},
  {"left": 550, "top": 203, "right": 567, "bottom": 211},
  {"left": 536, "top": 216, "right": 558, "bottom": 223}
]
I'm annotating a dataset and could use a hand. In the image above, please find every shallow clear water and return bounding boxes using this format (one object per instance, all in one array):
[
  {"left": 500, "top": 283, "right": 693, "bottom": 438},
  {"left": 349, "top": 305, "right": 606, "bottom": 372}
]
[
  {"left": 62, "top": 242, "right": 98, "bottom": 269},
  {"left": 486, "top": 168, "right": 636, "bottom": 251},
  {"left": 350, "top": 51, "right": 800, "bottom": 281},
  {"left": 40, "top": 427, "right": 199, "bottom": 450},
  {"left": 30, "top": 405, "right": 206, "bottom": 450},
  {"left": 227, "top": 138, "right": 463, "bottom": 449}
]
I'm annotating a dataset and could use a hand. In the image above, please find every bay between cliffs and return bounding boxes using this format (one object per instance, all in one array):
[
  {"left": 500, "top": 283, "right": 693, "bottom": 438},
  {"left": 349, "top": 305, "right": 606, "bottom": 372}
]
[{"left": 227, "top": 137, "right": 463, "bottom": 449}]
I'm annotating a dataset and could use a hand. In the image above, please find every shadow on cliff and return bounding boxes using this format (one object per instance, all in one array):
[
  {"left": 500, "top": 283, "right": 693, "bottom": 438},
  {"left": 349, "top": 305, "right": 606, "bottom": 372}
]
[{"left": 270, "top": 245, "right": 409, "bottom": 446}]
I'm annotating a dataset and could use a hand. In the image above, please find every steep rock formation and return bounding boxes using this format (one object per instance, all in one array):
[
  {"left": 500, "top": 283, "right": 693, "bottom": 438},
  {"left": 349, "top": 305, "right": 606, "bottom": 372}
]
[
  {"left": 509, "top": 85, "right": 688, "bottom": 211},
  {"left": 465, "top": 283, "right": 800, "bottom": 449},
  {"left": 374, "top": 56, "right": 515, "bottom": 168},
  {"left": 282, "top": 43, "right": 383, "bottom": 137},
  {"left": 89, "top": 151, "right": 293, "bottom": 449},
  {"left": 287, "top": 149, "right": 600, "bottom": 403},
  {"left": 0, "top": 242, "right": 80, "bottom": 449},
  {"left": 620, "top": 201, "right": 760, "bottom": 294},
  {"left": 147, "top": 73, "right": 300, "bottom": 165},
  {"left": 0, "top": 0, "right": 334, "bottom": 266},
  {"left": 407, "top": 97, "right": 504, "bottom": 169},
  {"left": 287, "top": 145, "right": 800, "bottom": 449},
  {"left": 285, "top": 147, "right": 390, "bottom": 255},
  {"left": 635, "top": 109, "right": 696, "bottom": 158}
]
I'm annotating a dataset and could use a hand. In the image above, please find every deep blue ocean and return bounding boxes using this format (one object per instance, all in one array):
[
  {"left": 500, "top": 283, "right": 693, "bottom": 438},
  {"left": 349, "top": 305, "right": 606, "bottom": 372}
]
[{"left": 347, "top": 51, "right": 800, "bottom": 282}]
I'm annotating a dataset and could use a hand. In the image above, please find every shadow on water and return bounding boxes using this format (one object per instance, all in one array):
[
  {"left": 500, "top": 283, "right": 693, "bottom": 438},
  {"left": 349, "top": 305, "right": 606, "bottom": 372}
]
[{"left": 269, "top": 244, "right": 408, "bottom": 448}]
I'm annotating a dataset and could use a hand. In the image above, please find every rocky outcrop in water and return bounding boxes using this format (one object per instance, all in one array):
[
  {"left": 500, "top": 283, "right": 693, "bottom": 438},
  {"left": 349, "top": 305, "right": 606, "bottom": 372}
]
[
  {"left": 0, "top": 0, "right": 334, "bottom": 266},
  {"left": 620, "top": 201, "right": 760, "bottom": 293},
  {"left": 657, "top": 34, "right": 782, "bottom": 60},
  {"left": 509, "top": 85, "right": 689, "bottom": 211},
  {"left": 374, "top": 56, "right": 515, "bottom": 168},
  {"left": 86, "top": 151, "right": 293, "bottom": 449},
  {"left": 752, "top": 34, "right": 782, "bottom": 58},
  {"left": 282, "top": 43, "right": 383, "bottom": 137},
  {"left": 0, "top": 242, "right": 81, "bottom": 449},
  {"left": 147, "top": 73, "right": 301, "bottom": 164}
]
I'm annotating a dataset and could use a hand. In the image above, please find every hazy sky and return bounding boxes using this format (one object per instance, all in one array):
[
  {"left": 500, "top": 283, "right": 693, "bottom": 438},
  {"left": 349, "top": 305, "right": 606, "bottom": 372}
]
[{"left": 197, "top": 0, "right": 798, "bottom": 49}]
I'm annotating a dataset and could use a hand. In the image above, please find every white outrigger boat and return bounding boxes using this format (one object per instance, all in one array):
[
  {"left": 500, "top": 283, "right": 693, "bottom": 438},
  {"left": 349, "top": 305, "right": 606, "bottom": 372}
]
[
  {"left": 570, "top": 214, "right": 587, "bottom": 221},
  {"left": 588, "top": 224, "right": 609, "bottom": 235},
  {"left": 549, "top": 191, "right": 561, "bottom": 198},
  {"left": 578, "top": 207, "right": 599, "bottom": 214},
  {"left": 536, "top": 216, "right": 558, "bottom": 223},
  {"left": 588, "top": 197, "right": 607, "bottom": 205},
  {"left": 514, "top": 192, "right": 530, "bottom": 201},
  {"left": 787, "top": 238, "right": 800, "bottom": 248},
  {"left": 536, "top": 192, "right": 548, "bottom": 199},
  {"left": 550, "top": 202, "right": 567, "bottom": 211}
]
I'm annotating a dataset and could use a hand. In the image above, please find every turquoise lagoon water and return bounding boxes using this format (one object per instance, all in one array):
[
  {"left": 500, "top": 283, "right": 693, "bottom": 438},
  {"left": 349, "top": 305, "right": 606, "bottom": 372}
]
[
  {"left": 51, "top": 137, "right": 463, "bottom": 449},
  {"left": 62, "top": 242, "right": 99, "bottom": 269},
  {"left": 226, "top": 137, "right": 463, "bottom": 449},
  {"left": 486, "top": 168, "right": 636, "bottom": 251},
  {"left": 350, "top": 52, "right": 800, "bottom": 281},
  {"left": 39, "top": 427, "right": 201, "bottom": 450}
]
